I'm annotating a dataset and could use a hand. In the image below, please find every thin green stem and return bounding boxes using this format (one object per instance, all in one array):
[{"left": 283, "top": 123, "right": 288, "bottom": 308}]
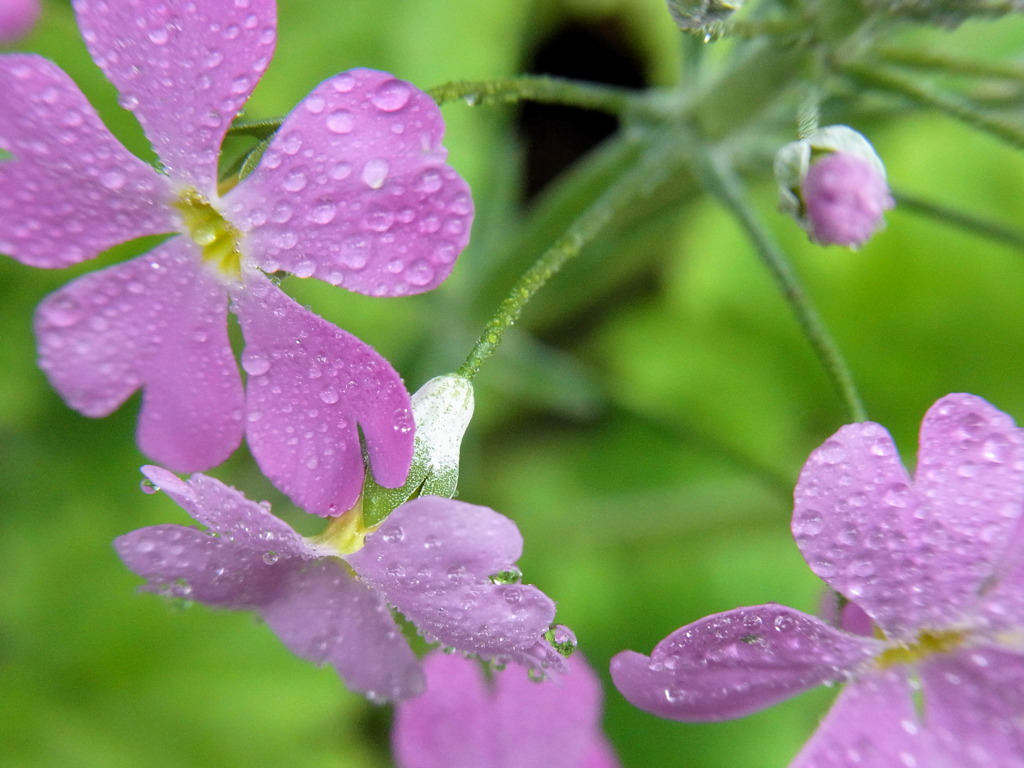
[
  {"left": 226, "top": 76, "right": 640, "bottom": 145},
  {"left": 844, "top": 63, "right": 1024, "bottom": 151},
  {"left": 426, "top": 75, "right": 637, "bottom": 116},
  {"left": 457, "top": 132, "right": 681, "bottom": 381},
  {"left": 895, "top": 191, "right": 1024, "bottom": 252},
  {"left": 876, "top": 46, "right": 1024, "bottom": 82},
  {"left": 700, "top": 152, "right": 868, "bottom": 423}
]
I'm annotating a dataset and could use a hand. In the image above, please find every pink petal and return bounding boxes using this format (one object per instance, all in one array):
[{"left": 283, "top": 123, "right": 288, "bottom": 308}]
[
  {"left": 921, "top": 646, "right": 1024, "bottom": 766},
  {"left": 259, "top": 558, "right": 424, "bottom": 702},
  {"left": 911, "top": 394, "right": 1024, "bottom": 620},
  {"left": 790, "top": 668, "right": 933, "bottom": 768},
  {"left": 0, "top": 0, "right": 39, "bottom": 43},
  {"left": 609, "top": 605, "right": 880, "bottom": 722},
  {"left": 393, "top": 652, "right": 618, "bottom": 768},
  {"left": 0, "top": 54, "right": 173, "bottom": 267},
  {"left": 793, "top": 421, "right": 922, "bottom": 636},
  {"left": 980, "top": 516, "right": 1024, "bottom": 628},
  {"left": 348, "top": 497, "right": 558, "bottom": 668},
  {"left": 114, "top": 523, "right": 286, "bottom": 608},
  {"left": 794, "top": 395, "right": 1024, "bottom": 639},
  {"left": 235, "top": 275, "right": 413, "bottom": 516},
  {"left": 73, "top": 0, "right": 276, "bottom": 193},
  {"left": 35, "top": 240, "right": 243, "bottom": 472},
  {"left": 140, "top": 467, "right": 313, "bottom": 560},
  {"left": 225, "top": 69, "right": 472, "bottom": 296}
]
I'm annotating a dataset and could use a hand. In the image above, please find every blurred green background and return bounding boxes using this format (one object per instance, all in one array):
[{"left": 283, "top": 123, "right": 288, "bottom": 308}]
[{"left": 4, "top": 1, "right": 1024, "bottom": 766}]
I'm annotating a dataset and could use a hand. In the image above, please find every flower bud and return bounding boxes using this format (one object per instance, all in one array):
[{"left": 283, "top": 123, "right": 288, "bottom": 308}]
[
  {"left": 362, "top": 374, "right": 475, "bottom": 525},
  {"left": 774, "top": 125, "right": 894, "bottom": 249}
]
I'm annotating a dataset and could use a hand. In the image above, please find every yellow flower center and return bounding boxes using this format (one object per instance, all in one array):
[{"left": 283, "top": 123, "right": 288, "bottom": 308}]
[
  {"left": 310, "top": 497, "right": 380, "bottom": 556},
  {"left": 172, "top": 188, "right": 243, "bottom": 279},
  {"left": 875, "top": 629, "right": 965, "bottom": 669}
]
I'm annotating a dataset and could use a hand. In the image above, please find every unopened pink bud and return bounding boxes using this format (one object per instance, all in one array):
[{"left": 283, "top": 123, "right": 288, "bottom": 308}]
[{"left": 803, "top": 152, "right": 894, "bottom": 248}]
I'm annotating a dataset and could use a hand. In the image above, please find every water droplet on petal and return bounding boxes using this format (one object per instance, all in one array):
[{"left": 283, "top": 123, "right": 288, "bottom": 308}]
[
  {"left": 304, "top": 95, "right": 326, "bottom": 114},
  {"left": 339, "top": 236, "right": 370, "bottom": 270},
  {"left": 326, "top": 109, "right": 355, "bottom": 134},
  {"left": 100, "top": 169, "right": 126, "bottom": 190},
  {"left": 241, "top": 349, "right": 271, "bottom": 376},
  {"left": 262, "top": 551, "right": 279, "bottom": 565},
  {"left": 817, "top": 439, "right": 847, "bottom": 465},
  {"left": 382, "top": 526, "right": 405, "bottom": 544},
  {"left": 369, "top": 80, "right": 412, "bottom": 112},
  {"left": 361, "top": 159, "right": 389, "bottom": 189},
  {"left": 44, "top": 295, "right": 84, "bottom": 328},
  {"left": 417, "top": 169, "right": 443, "bottom": 194},
  {"left": 310, "top": 201, "right": 336, "bottom": 224},
  {"left": 282, "top": 169, "right": 307, "bottom": 192},
  {"left": 406, "top": 259, "right": 435, "bottom": 287}
]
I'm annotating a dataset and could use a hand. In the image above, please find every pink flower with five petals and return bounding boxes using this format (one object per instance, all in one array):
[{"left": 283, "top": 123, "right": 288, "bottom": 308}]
[
  {"left": 0, "top": 0, "right": 472, "bottom": 515},
  {"left": 612, "top": 394, "right": 1024, "bottom": 767},
  {"left": 117, "top": 467, "right": 563, "bottom": 703}
]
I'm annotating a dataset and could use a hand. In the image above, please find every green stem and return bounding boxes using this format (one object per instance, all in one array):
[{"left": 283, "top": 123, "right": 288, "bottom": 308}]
[
  {"left": 895, "top": 191, "right": 1024, "bottom": 252},
  {"left": 700, "top": 152, "right": 868, "bottom": 423},
  {"left": 876, "top": 46, "right": 1024, "bottom": 82},
  {"left": 844, "top": 63, "right": 1024, "bottom": 151},
  {"left": 457, "top": 132, "right": 682, "bottom": 381},
  {"left": 426, "top": 75, "right": 637, "bottom": 116},
  {"left": 226, "top": 77, "right": 640, "bottom": 145}
]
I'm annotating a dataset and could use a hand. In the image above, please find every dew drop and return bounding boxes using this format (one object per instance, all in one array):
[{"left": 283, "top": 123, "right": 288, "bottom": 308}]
[
  {"left": 370, "top": 80, "right": 412, "bottom": 112},
  {"left": 339, "top": 236, "right": 370, "bottom": 270},
  {"left": 417, "top": 169, "right": 443, "bottom": 194},
  {"left": 282, "top": 169, "right": 307, "bottom": 192},
  {"left": 310, "top": 201, "right": 336, "bottom": 224},
  {"left": 361, "top": 159, "right": 389, "bottom": 189},
  {"left": 363, "top": 209, "right": 394, "bottom": 232},
  {"left": 333, "top": 72, "right": 355, "bottom": 92},
  {"left": 292, "top": 259, "right": 315, "bottom": 278},
  {"left": 99, "top": 169, "right": 127, "bottom": 191},
  {"left": 326, "top": 109, "right": 355, "bottom": 134},
  {"left": 405, "top": 259, "right": 435, "bottom": 287},
  {"left": 489, "top": 566, "right": 522, "bottom": 585},
  {"left": 319, "top": 386, "right": 339, "bottom": 404},
  {"left": 304, "top": 95, "right": 326, "bottom": 114},
  {"left": 382, "top": 526, "right": 405, "bottom": 544},
  {"left": 262, "top": 551, "right": 279, "bottom": 565},
  {"left": 330, "top": 162, "right": 352, "bottom": 181},
  {"left": 817, "top": 439, "right": 847, "bottom": 465},
  {"left": 44, "top": 295, "right": 84, "bottom": 328},
  {"left": 241, "top": 349, "right": 271, "bottom": 376}
]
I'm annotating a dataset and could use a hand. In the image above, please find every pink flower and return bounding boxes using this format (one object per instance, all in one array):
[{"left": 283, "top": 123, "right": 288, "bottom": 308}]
[
  {"left": 117, "top": 467, "right": 562, "bottom": 702},
  {"left": 393, "top": 651, "right": 620, "bottom": 768},
  {"left": 0, "top": 0, "right": 472, "bottom": 515},
  {"left": 611, "top": 394, "right": 1024, "bottom": 766},
  {"left": 0, "top": 0, "right": 38, "bottom": 44}
]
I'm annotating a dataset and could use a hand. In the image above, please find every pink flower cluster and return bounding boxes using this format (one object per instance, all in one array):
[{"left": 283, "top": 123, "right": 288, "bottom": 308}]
[{"left": 1, "top": 0, "right": 581, "bottom": 729}]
